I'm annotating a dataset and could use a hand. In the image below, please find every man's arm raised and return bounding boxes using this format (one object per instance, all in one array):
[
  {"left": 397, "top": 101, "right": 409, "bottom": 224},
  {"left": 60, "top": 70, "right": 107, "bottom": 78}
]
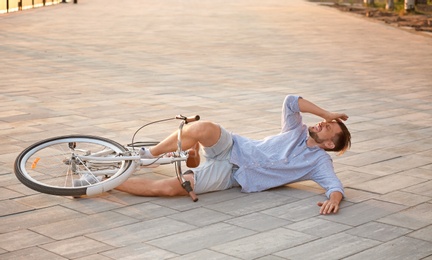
[{"left": 298, "top": 97, "right": 349, "bottom": 122}]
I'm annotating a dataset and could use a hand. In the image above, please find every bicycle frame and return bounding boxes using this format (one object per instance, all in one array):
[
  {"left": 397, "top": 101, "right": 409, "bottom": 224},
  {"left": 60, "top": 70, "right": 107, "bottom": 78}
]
[{"left": 71, "top": 115, "right": 199, "bottom": 201}]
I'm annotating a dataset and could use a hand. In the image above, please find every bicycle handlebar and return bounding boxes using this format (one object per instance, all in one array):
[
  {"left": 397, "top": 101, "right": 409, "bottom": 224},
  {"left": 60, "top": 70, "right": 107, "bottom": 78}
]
[
  {"left": 174, "top": 117, "right": 200, "bottom": 202},
  {"left": 175, "top": 115, "right": 200, "bottom": 124}
]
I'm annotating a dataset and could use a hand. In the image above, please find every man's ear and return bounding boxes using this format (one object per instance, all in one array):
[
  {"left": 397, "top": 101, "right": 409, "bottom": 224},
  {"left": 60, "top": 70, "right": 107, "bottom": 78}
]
[{"left": 324, "top": 140, "right": 335, "bottom": 150}]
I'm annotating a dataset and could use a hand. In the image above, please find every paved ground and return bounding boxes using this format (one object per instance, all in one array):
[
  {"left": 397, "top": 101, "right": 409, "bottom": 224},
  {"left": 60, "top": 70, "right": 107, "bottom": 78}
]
[{"left": 1, "top": 0, "right": 432, "bottom": 259}]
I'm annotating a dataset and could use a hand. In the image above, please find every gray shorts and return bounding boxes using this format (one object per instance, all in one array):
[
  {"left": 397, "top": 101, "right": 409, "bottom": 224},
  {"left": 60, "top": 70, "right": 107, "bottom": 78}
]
[{"left": 192, "top": 126, "right": 239, "bottom": 194}]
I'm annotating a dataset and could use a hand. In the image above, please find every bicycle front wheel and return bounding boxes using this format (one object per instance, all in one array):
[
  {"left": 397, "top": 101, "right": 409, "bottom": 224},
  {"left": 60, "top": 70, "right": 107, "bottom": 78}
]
[{"left": 14, "top": 135, "right": 135, "bottom": 197}]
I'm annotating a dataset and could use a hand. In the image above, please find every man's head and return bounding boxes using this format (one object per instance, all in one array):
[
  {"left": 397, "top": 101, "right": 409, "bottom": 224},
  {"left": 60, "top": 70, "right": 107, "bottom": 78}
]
[{"left": 308, "top": 120, "right": 351, "bottom": 155}]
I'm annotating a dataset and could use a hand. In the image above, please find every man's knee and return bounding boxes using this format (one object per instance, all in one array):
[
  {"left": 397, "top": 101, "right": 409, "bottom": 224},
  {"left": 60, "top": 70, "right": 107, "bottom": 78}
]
[{"left": 190, "top": 121, "right": 221, "bottom": 147}]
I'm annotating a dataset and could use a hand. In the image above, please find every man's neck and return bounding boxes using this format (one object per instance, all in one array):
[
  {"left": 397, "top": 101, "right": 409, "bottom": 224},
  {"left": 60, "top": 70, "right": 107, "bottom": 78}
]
[{"left": 306, "top": 137, "right": 322, "bottom": 149}]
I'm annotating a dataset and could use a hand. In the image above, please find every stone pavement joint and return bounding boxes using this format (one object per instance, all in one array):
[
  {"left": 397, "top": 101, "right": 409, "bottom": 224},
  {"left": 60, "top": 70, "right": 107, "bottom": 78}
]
[{"left": 1, "top": 0, "right": 432, "bottom": 259}]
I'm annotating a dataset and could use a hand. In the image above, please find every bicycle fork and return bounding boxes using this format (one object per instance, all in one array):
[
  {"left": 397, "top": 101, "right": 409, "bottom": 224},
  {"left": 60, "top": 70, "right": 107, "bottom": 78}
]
[{"left": 175, "top": 115, "right": 200, "bottom": 202}]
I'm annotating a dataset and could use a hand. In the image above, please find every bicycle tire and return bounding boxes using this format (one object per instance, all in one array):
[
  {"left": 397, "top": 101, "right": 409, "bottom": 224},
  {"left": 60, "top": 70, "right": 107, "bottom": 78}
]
[{"left": 14, "top": 135, "right": 135, "bottom": 197}]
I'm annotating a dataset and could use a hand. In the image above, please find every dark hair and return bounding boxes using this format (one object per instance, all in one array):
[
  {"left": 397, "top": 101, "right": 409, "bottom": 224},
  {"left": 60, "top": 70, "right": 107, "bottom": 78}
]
[{"left": 326, "top": 120, "right": 351, "bottom": 155}]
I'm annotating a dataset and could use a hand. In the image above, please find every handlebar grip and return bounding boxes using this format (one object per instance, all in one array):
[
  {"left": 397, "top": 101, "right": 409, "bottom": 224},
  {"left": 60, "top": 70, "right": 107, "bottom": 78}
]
[
  {"left": 188, "top": 191, "right": 198, "bottom": 202},
  {"left": 176, "top": 115, "right": 200, "bottom": 124},
  {"left": 187, "top": 115, "right": 200, "bottom": 123},
  {"left": 181, "top": 180, "right": 199, "bottom": 202}
]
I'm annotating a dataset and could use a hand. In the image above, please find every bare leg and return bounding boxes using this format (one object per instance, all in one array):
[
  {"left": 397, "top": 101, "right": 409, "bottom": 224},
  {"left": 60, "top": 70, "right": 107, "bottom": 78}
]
[
  {"left": 150, "top": 121, "right": 221, "bottom": 156},
  {"left": 115, "top": 174, "right": 194, "bottom": 197},
  {"left": 116, "top": 121, "right": 220, "bottom": 197}
]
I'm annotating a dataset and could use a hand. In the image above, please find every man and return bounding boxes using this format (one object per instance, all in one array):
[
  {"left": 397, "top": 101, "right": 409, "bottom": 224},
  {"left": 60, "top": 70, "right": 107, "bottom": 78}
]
[{"left": 115, "top": 95, "right": 351, "bottom": 215}]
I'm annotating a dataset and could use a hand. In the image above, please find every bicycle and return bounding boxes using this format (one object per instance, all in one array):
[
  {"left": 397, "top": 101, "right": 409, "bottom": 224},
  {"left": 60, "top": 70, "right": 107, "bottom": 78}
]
[{"left": 14, "top": 115, "right": 200, "bottom": 202}]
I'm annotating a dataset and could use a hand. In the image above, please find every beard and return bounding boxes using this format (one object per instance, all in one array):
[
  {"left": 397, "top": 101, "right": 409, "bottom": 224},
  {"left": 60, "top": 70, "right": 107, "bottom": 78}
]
[{"left": 308, "top": 126, "right": 325, "bottom": 144}]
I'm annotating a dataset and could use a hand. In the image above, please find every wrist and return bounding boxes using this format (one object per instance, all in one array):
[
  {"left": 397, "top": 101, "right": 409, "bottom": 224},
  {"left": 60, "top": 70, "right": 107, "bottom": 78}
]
[
  {"left": 329, "top": 191, "right": 343, "bottom": 203},
  {"left": 322, "top": 111, "right": 331, "bottom": 121}
]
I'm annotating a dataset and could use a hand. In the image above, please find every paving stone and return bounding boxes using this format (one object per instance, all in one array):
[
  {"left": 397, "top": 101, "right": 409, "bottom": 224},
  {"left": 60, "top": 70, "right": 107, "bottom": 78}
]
[
  {"left": 5, "top": 182, "right": 40, "bottom": 196},
  {"left": 75, "top": 254, "right": 113, "bottom": 260},
  {"left": 404, "top": 168, "right": 432, "bottom": 180},
  {"left": 344, "top": 236, "right": 432, "bottom": 260},
  {"left": 0, "top": 246, "right": 67, "bottom": 260},
  {"left": 101, "top": 243, "right": 178, "bottom": 260},
  {"left": 60, "top": 197, "right": 127, "bottom": 214},
  {"left": 380, "top": 141, "right": 432, "bottom": 157},
  {"left": 152, "top": 187, "right": 247, "bottom": 211},
  {"left": 205, "top": 192, "right": 298, "bottom": 217},
  {"left": 40, "top": 236, "right": 113, "bottom": 259},
  {"left": 0, "top": 152, "right": 20, "bottom": 167},
  {"left": 378, "top": 203, "right": 432, "bottom": 230},
  {"left": 0, "top": 229, "right": 54, "bottom": 251},
  {"left": 114, "top": 201, "right": 179, "bottom": 220},
  {"left": 0, "top": 172, "right": 20, "bottom": 186},
  {"left": 86, "top": 217, "right": 196, "bottom": 247},
  {"left": 379, "top": 190, "right": 431, "bottom": 206},
  {"left": 0, "top": 199, "right": 33, "bottom": 216},
  {"left": 147, "top": 223, "right": 256, "bottom": 255},
  {"left": 274, "top": 233, "right": 380, "bottom": 260},
  {"left": 13, "top": 193, "right": 72, "bottom": 209},
  {"left": 0, "top": 187, "right": 23, "bottom": 200},
  {"left": 150, "top": 194, "right": 214, "bottom": 212},
  {"left": 403, "top": 180, "right": 432, "bottom": 197},
  {"left": 167, "top": 207, "right": 232, "bottom": 227},
  {"left": 327, "top": 199, "right": 407, "bottom": 226},
  {"left": 346, "top": 221, "right": 412, "bottom": 242},
  {"left": 285, "top": 218, "right": 352, "bottom": 238},
  {"left": 336, "top": 169, "right": 379, "bottom": 188},
  {"left": 104, "top": 190, "right": 159, "bottom": 206},
  {"left": 350, "top": 173, "right": 426, "bottom": 194},
  {"left": 421, "top": 164, "right": 432, "bottom": 170},
  {"left": 349, "top": 137, "right": 407, "bottom": 155},
  {"left": 0, "top": 206, "right": 83, "bottom": 233},
  {"left": 212, "top": 227, "right": 316, "bottom": 259},
  {"left": 262, "top": 196, "right": 328, "bottom": 222},
  {"left": 332, "top": 162, "right": 356, "bottom": 173},
  {"left": 224, "top": 212, "right": 292, "bottom": 232},
  {"left": 407, "top": 225, "right": 432, "bottom": 243},
  {"left": 255, "top": 256, "right": 286, "bottom": 260},
  {"left": 169, "top": 249, "right": 240, "bottom": 260},
  {"left": 30, "top": 211, "right": 138, "bottom": 240},
  {"left": 343, "top": 188, "right": 379, "bottom": 203},
  {"left": 334, "top": 151, "right": 400, "bottom": 168},
  {"left": 356, "top": 154, "right": 432, "bottom": 176}
]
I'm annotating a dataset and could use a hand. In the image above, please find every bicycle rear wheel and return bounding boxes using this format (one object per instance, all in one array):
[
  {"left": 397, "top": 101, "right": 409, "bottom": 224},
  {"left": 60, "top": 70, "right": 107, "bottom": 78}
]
[{"left": 14, "top": 135, "right": 135, "bottom": 197}]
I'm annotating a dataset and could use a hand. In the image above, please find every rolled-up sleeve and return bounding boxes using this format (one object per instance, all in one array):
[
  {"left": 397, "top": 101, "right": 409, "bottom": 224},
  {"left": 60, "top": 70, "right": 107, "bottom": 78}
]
[
  {"left": 312, "top": 159, "right": 345, "bottom": 199},
  {"left": 281, "top": 95, "right": 302, "bottom": 132}
]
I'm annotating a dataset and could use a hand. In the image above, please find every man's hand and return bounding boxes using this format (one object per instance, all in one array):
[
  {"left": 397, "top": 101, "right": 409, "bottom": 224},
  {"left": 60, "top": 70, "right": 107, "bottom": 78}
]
[
  {"left": 317, "top": 200, "right": 340, "bottom": 214},
  {"left": 324, "top": 112, "right": 349, "bottom": 123},
  {"left": 317, "top": 191, "right": 343, "bottom": 215}
]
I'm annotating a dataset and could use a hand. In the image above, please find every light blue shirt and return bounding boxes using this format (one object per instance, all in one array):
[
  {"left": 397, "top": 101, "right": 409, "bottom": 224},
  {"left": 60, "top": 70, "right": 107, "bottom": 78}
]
[{"left": 230, "top": 95, "right": 344, "bottom": 198}]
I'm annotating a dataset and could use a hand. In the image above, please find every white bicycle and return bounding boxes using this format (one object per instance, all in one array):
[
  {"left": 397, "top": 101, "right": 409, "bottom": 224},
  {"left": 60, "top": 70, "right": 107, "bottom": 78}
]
[{"left": 14, "top": 115, "right": 200, "bottom": 202}]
